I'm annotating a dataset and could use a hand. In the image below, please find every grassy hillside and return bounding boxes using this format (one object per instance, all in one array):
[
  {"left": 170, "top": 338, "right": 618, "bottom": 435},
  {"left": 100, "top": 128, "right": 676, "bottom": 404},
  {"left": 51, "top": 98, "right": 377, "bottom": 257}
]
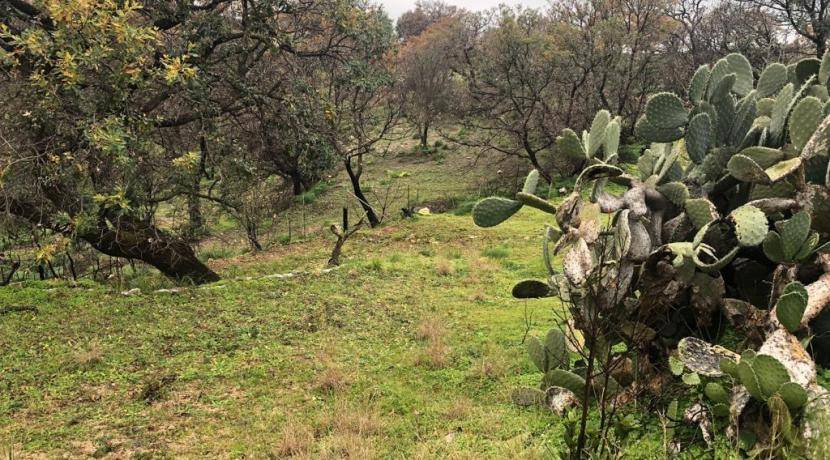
[{"left": 1, "top": 143, "right": 711, "bottom": 458}]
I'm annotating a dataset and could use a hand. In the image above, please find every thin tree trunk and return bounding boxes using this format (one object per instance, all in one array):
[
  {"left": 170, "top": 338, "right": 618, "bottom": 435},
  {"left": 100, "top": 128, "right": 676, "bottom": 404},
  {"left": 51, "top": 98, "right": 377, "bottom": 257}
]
[
  {"left": 245, "top": 220, "right": 262, "bottom": 251},
  {"left": 344, "top": 158, "right": 380, "bottom": 227},
  {"left": 420, "top": 120, "right": 430, "bottom": 149}
]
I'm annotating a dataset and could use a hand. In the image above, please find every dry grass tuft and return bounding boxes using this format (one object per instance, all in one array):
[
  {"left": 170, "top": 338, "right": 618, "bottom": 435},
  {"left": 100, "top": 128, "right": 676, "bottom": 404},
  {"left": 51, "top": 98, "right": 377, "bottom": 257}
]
[
  {"left": 415, "top": 316, "right": 446, "bottom": 342},
  {"left": 443, "top": 397, "right": 474, "bottom": 421},
  {"left": 275, "top": 420, "right": 315, "bottom": 457},
  {"left": 315, "top": 365, "right": 350, "bottom": 394},
  {"left": 318, "top": 433, "right": 376, "bottom": 459},
  {"left": 415, "top": 339, "right": 450, "bottom": 369},
  {"left": 414, "top": 315, "right": 451, "bottom": 368},
  {"left": 72, "top": 340, "right": 104, "bottom": 369},
  {"left": 469, "top": 353, "right": 510, "bottom": 380},
  {"left": 434, "top": 258, "right": 455, "bottom": 276}
]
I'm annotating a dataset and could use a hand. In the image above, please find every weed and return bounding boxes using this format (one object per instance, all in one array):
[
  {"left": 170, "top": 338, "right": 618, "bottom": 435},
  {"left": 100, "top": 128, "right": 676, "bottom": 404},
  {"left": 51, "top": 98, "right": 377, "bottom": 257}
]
[{"left": 482, "top": 245, "right": 511, "bottom": 259}]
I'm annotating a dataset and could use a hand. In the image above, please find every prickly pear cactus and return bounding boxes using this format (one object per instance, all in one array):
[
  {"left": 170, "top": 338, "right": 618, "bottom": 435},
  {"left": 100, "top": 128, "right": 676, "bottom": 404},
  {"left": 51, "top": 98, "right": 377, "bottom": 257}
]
[{"left": 472, "top": 51, "right": 830, "bottom": 450}]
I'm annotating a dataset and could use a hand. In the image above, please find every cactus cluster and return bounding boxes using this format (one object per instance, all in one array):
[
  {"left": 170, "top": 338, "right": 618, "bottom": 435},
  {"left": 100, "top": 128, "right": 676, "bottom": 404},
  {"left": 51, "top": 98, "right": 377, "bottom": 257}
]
[
  {"left": 473, "top": 50, "right": 830, "bottom": 448},
  {"left": 719, "top": 352, "right": 808, "bottom": 412}
]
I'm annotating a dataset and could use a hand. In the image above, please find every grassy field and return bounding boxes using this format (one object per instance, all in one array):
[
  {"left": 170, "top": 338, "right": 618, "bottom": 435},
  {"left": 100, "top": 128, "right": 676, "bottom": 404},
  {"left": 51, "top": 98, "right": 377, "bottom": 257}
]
[{"left": 1, "top": 142, "right": 714, "bottom": 458}]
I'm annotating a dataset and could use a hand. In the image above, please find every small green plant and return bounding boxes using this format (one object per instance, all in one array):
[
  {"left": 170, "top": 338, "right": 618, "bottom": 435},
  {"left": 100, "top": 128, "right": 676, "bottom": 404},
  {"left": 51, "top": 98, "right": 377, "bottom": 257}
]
[{"left": 294, "top": 181, "right": 331, "bottom": 205}]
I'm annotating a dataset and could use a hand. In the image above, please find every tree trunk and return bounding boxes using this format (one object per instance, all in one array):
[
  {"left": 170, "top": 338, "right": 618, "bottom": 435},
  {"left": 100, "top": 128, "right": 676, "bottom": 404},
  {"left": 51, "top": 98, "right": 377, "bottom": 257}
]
[
  {"left": 420, "top": 120, "right": 430, "bottom": 149},
  {"left": 187, "top": 193, "right": 202, "bottom": 238},
  {"left": 344, "top": 158, "right": 380, "bottom": 227},
  {"left": 84, "top": 221, "right": 220, "bottom": 284},
  {"left": 245, "top": 220, "right": 263, "bottom": 252}
]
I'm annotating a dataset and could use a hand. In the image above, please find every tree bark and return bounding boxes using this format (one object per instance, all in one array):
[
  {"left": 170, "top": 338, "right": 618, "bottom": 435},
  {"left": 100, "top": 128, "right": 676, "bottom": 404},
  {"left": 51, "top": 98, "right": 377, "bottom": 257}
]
[
  {"left": 420, "top": 120, "right": 430, "bottom": 149},
  {"left": 85, "top": 222, "right": 220, "bottom": 284},
  {"left": 344, "top": 158, "right": 380, "bottom": 227},
  {"left": 7, "top": 199, "right": 220, "bottom": 284}
]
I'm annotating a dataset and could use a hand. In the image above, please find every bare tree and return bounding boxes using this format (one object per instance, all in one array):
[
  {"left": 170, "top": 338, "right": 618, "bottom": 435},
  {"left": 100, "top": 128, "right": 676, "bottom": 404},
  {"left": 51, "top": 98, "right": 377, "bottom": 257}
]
[{"left": 737, "top": 0, "right": 830, "bottom": 56}]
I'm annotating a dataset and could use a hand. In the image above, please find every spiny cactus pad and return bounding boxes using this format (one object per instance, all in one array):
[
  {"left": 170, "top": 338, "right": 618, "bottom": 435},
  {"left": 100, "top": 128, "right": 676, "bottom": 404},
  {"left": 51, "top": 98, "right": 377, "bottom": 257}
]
[
  {"left": 645, "top": 92, "right": 688, "bottom": 129},
  {"left": 778, "top": 381, "right": 808, "bottom": 410},
  {"left": 730, "top": 204, "right": 768, "bottom": 247},
  {"left": 635, "top": 116, "right": 684, "bottom": 143},
  {"left": 545, "top": 329, "right": 568, "bottom": 370},
  {"left": 576, "top": 164, "right": 623, "bottom": 188},
  {"left": 522, "top": 169, "right": 540, "bottom": 194},
  {"left": 728, "top": 154, "right": 769, "bottom": 183},
  {"left": 543, "top": 369, "right": 586, "bottom": 399},
  {"left": 516, "top": 192, "right": 557, "bottom": 214},
  {"left": 790, "top": 96, "right": 824, "bottom": 151},
  {"left": 778, "top": 211, "right": 812, "bottom": 260},
  {"left": 689, "top": 65, "right": 710, "bottom": 102},
  {"left": 686, "top": 113, "right": 712, "bottom": 164},
  {"left": 752, "top": 354, "right": 791, "bottom": 398},
  {"left": 757, "top": 63, "right": 788, "bottom": 98},
  {"left": 726, "top": 53, "right": 754, "bottom": 96},
  {"left": 472, "top": 197, "right": 522, "bottom": 228},
  {"left": 556, "top": 129, "right": 586, "bottom": 160},
  {"left": 704, "top": 382, "right": 730, "bottom": 404},
  {"left": 656, "top": 182, "right": 690, "bottom": 206},
  {"left": 685, "top": 198, "right": 719, "bottom": 229},
  {"left": 776, "top": 289, "right": 807, "bottom": 333},
  {"left": 588, "top": 110, "right": 610, "bottom": 157},
  {"left": 527, "top": 336, "right": 547, "bottom": 372}
]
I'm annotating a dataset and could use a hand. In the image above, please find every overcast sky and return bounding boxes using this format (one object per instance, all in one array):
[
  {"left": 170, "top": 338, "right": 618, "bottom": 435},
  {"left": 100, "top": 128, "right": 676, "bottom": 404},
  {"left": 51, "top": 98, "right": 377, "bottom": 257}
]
[{"left": 380, "top": 0, "right": 549, "bottom": 20}]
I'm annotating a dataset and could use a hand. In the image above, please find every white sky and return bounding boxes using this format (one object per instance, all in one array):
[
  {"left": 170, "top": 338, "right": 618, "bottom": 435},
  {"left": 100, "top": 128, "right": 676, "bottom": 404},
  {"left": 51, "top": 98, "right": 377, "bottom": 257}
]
[{"left": 380, "top": 0, "right": 550, "bottom": 20}]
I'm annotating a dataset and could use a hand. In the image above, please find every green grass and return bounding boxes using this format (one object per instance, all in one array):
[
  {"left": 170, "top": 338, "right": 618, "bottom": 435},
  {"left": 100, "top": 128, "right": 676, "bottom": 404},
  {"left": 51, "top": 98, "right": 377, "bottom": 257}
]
[
  {"left": 0, "top": 135, "right": 715, "bottom": 458},
  {"left": 0, "top": 211, "right": 574, "bottom": 457}
]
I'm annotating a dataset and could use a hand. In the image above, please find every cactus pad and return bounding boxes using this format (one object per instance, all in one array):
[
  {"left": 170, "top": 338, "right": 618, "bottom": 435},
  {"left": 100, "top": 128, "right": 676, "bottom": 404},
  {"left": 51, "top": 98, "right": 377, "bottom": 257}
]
[
  {"left": 730, "top": 204, "right": 768, "bottom": 247},
  {"left": 516, "top": 192, "right": 557, "bottom": 214},
  {"left": 645, "top": 92, "right": 688, "bottom": 129},
  {"left": 739, "top": 147, "right": 784, "bottom": 168},
  {"left": 635, "top": 116, "right": 684, "bottom": 143},
  {"left": 605, "top": 118, "right": 621, "bottom": 157},
  {"left": 726, "top": 53, "right": 754, "bottom": 96},
  {"left": 544, "top": 369, "right": 586, "bottom": 399},
  {"left": 527, "top": 336, "right": 547, "bottom": 372},
  {"left": 512, "top": 279, "right": 552, "bottom": 299},
  {"left": 511, "top": 387, "right": 546, "bottom": 407},
  {"left": 657, "top": 182, "right": 690, "bottom": 206},
  {"left": 686, "top": 113, "right": 712, "bottom": 164},
  {"left": 545, "top": 329, "right": 568, "bottom": 370},
  {"left": 556, "top": 129, "right": 586, "bottom": 160},
  {"left": 472, "top": 197, "right": 522, "bottom": 228},
  {"left": 778, "top": 211, "right": 812, "bottom": 259},
  {"left": 576, "top": 164, "right": 623, "bottom": 188},
  {"left": 728, "top": 154, "right": 768, "bottom": 183},
  {"left": 737, "top": 359, "right": 765, "bottom": 400},
  {"left": 776, "top": 291, "right": 807, "bottom": 333},
  {"left": 790, "top": 96, "right": 823, "bottom": 151},
  {"left": 757, "top": 63, "right": 788, "bottom": 98},
  {"left": 588, "top": 110, "right": 610, "bottom": 157},
  {"left": 751, "top": 354, "right": 791, "bottom": 398},
  {"left": 704, "top": 382, "right": 730, "bottom": 404},
  {"left": 689, "top": 64, "right": 710, "bottom": 102},
  {"left": 795, "top": 57, "right": 821, "bottom": 86},
  {"left": 522, "top": 169, "right": 540, "bottom": 194},
  {"left": 685, "top": 198, "right": 719, "bottom": 229},
  {"left": 778, "top": 381, "right": 808, "bottom": 410}
]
